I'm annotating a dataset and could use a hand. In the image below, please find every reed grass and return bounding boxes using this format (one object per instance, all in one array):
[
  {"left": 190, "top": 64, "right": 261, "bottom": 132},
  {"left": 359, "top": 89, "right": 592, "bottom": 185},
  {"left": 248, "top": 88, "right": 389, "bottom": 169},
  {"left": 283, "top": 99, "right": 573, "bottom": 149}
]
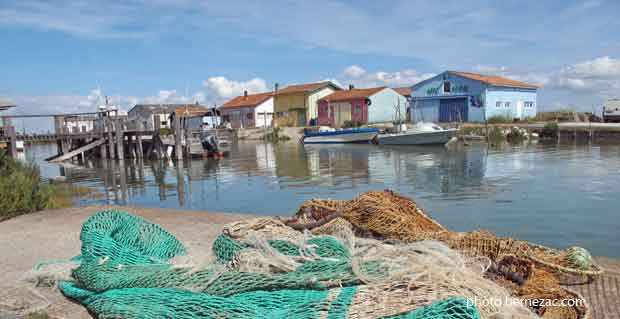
[
  {"left": 0, "top": 151, "right": 100, "bottom": 222},
  {"left": 486, "top": 114, "right": 514, "bottom": 124},
  {"left": 0, "top": 151, "right": 52, "bottom": 221}
]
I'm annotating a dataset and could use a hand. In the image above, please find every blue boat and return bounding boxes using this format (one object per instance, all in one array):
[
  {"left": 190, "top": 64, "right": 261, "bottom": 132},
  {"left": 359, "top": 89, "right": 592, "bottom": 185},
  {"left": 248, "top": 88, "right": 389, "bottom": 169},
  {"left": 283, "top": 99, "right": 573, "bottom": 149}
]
[{"left": 303, "top": 128, "right": 379, "bottom": 144}]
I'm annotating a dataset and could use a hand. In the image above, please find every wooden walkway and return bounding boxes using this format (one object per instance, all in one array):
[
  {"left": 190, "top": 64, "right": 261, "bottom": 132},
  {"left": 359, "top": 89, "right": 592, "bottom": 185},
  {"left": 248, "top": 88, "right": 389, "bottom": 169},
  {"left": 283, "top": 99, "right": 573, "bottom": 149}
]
[{"left": 566, "top": 257, "right": 620, "bottom": 319}]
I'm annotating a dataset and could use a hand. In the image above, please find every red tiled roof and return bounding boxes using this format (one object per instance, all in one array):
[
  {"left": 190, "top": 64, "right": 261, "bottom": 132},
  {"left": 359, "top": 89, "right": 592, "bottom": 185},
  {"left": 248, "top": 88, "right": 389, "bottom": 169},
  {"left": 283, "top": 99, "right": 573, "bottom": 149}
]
[
  {"left": 173, "top": 105, "right": 210, "bottom": 117},
  {"left": 276, "top": 81, "right": 340, "bottom": 95},
  {"left": 318, "top": 87, "right": 386, "bottom": 103},
  {"left": 449, "top": 71, "right": 538, "bottom": 89},
  {"left": 220, "top": 92, "right": 273, "bottom": 109},
  {"left": 393, "top": 87, "right": 412, "bottom": 97}
]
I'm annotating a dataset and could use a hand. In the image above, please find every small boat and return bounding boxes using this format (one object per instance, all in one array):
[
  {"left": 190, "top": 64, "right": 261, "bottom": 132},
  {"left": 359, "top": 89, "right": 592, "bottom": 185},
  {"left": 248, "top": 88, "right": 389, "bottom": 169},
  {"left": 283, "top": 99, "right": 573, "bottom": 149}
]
[
  {"left": 303, "top": 127, "right": 379, "bottom": 144},
  {"left": 375, "top": 122, "right": 457, "bottom": 145},
  {"left": 193, "top": 128, "right": 230, "bottom": 158}
]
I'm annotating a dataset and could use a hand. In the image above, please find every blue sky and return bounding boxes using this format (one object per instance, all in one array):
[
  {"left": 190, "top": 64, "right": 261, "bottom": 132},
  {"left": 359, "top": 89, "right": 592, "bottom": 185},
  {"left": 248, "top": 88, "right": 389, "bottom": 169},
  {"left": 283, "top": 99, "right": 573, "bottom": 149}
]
[{"left": 1, "top": 0, "right": 619, "bottom": 131}]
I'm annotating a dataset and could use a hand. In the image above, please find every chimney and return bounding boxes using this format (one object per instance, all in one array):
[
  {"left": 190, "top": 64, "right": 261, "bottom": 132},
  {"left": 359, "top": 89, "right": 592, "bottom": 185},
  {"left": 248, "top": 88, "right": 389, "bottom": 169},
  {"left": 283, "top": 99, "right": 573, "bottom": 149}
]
[
  {"left": 348, "top": 84, "right": 354, "bottom": 90},
  {"left": 274, "top": 83, "right": 279, "bottom": 92},
  {"left": 244, "top": 90, "right": 248, "bottom": 98}
]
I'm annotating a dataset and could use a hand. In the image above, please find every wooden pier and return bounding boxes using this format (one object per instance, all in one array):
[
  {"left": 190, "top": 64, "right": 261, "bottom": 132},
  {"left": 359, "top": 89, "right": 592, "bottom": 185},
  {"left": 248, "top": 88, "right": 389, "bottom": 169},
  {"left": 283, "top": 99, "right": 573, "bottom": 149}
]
[{"left": 0, "top": 110, "right": 233, "bottom": 162}]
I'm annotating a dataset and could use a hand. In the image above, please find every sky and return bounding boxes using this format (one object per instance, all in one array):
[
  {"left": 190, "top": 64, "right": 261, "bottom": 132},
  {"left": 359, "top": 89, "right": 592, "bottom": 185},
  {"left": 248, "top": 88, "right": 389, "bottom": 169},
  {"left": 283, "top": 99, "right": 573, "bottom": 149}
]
[{"left": 1, "top": 0, "right": 619, "bottom": 131}]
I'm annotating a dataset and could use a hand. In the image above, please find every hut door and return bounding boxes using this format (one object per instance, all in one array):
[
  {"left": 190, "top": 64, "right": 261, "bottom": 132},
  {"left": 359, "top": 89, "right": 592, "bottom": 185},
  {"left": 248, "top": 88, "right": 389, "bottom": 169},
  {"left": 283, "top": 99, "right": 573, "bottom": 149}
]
[{"left": 439, "top": 98, "right": 468, "bottom": 122}]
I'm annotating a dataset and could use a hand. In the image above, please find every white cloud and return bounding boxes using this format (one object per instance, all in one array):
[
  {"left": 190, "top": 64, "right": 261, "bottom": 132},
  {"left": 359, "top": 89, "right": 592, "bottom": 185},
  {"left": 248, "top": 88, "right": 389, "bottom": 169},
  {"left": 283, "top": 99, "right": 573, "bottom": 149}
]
[
  {"left": 469, "top": 56, "right": 620, "bottom": 97},
  {"left": 202, "top": 76, "right": 268, "bottom": 100},
  {"left": 343, "top": 65, "right": 367, "bottom": 78},
  {"left": 471, "top": 65, "right": 507, "bottom": 75},
  {"left": 339, "top": 65, "right": 435, "bottom": 88}
]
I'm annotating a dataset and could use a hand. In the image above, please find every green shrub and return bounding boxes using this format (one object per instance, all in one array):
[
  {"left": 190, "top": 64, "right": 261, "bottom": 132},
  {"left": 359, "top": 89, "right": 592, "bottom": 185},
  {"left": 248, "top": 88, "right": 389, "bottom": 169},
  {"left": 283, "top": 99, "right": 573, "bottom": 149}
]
[
  {"left": 534, "top": 110, "right": 574, "bottom": 122},
  {"left": 0, "top": 151, "right": 53, "bottom": 221},
  {"left": 541, "top": 122, "right": 559, "bottom": 138},
  {"left": 487, "top": 115, "right": 513, "bottom": 124}
]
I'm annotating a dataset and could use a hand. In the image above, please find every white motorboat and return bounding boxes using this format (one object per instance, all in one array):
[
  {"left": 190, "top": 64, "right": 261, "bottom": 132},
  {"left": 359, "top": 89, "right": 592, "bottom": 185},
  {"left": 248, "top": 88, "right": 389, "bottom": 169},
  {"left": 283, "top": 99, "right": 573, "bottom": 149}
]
[
  {"left": 376, "top": 122, "right": 457, "bottom": 145},
  {"left": 303, "top": 127, "right": 379, "bottom": 144}
]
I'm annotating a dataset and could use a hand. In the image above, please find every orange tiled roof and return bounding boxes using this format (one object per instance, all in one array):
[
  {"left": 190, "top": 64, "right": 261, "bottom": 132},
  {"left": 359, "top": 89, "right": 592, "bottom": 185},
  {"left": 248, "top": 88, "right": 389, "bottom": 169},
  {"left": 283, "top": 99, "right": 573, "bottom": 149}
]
[
  {"left": 276, "top": 81, "right": 340, "bottom": 95},
  {"left": 220, "top": 92, "right": 273, "bottom": 109},
  {"left": 449, "top": 71, "right": 538, "bottom": 89},
  {"left": 173, "top": 105, "right": 210, "bottom": 117},
  {"left": 318, "top": 87, "right": 386, "bottom": 103},
  {"left": 393, "top": 87, "right": 412, "bottom": 97}
]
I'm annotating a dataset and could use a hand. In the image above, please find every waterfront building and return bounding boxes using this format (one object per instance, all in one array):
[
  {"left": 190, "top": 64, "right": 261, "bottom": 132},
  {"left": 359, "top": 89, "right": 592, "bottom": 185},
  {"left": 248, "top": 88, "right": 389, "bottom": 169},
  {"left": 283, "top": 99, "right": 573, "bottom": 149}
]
[
  {"left": 62, "top": 115, "right": 96, "bottom": 133},
  {"left": 128, "top": 103, "right": 209, "bottom": 130},
  {"left": 410, "top": 71, "right": 538, "bottom": 123},
  {"left": 317, "top": 86, "right": 408, "bottom": 127},
  {"left": 274, "top": 81, "right": 341, "bottom": 127},
  {"left": 393, "top": 87, "right": 412, "bottom": 99},
  {"left": 220, "top": 91, "right": 274, "bottom": 129}
]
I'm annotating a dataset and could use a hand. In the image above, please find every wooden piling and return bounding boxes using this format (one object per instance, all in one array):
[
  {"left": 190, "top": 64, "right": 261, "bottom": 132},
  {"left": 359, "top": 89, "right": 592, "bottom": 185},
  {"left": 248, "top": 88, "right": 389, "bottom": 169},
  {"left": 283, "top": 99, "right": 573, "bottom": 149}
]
[
  {"left": 183, "top": 117, "right": 191, "bottom": 158},
  {"left": 174, "top": 114, "right": 183, "bottom": 161},
  {"left": 107, "top": 117, "right": 115, "bottom": 158},
  {"left": 100, "top": 119, "right": 108, "bottom": 158},
  {"left": 153, "top": 115, "right": 162, "bottom": 159},
  {"left": 6, "top": 125, "right": 17, "bottom": 158},
  {"left": 115, "top": 118, "right": 124, "bottom": 159},
  {"left": 136, "top": 133, "right": 144, "bottom": 158}
]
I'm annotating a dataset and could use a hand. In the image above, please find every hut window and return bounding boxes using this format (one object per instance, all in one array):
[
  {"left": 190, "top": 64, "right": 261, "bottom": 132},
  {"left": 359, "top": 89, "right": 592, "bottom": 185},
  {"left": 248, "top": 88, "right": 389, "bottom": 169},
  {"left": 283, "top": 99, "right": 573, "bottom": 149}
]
[
  {"left": 505, "top": 102, "right": 511, "bottom": 108},
  {"left": 443, "top": 81, "right": 451, "bottom": 93},
  {"left": 496, "top": 101, "right": 502, "bottom": 108},
  {"left": 247, "top": 113, "right": 253, "bottom": 119}
]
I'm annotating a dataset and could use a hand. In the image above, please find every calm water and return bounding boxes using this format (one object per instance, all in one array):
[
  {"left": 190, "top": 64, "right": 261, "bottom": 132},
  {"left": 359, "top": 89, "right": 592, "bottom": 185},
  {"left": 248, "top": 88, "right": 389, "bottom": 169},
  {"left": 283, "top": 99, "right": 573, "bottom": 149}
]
[{"left": 25, "top": 141, "right": 620, "bottom": 257}]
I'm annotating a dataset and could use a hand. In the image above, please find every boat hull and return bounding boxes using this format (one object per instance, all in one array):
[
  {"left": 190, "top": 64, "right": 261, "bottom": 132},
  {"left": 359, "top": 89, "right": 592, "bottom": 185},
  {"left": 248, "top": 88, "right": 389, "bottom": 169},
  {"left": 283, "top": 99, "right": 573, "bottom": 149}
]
[
  {"left": 377, "top": 129, "right": 457, "bottom": 145},
  {"left": 303, "top": 128, "right": 378, "bottom": 144}
]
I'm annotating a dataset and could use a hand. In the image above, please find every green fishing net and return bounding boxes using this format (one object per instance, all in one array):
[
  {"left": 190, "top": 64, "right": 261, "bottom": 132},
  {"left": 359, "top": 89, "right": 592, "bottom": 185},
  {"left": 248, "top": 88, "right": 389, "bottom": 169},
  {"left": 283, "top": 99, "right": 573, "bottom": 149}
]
[{"left": 56, "top": 210, "right": 481, "bottom": 319}]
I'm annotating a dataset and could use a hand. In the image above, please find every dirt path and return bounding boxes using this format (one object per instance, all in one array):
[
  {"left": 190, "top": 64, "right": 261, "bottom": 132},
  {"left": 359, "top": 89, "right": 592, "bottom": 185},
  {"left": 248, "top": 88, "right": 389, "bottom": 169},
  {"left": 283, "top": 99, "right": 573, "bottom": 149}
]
[{"left": 0, "top": 205, "right": 252, "bottom": 318}]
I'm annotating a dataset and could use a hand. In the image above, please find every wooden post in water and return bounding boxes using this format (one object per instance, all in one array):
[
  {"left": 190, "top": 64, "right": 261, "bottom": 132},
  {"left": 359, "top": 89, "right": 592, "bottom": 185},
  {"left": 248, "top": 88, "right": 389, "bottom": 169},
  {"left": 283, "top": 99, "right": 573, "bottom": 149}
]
[
  {"left": 184, "top": 117, "right": 191, "bottom": 158},
  {"left": 6, "top": 124, "right": 18, "bottom": 159},
  {"left": 107, "top": 117, "right": 115, "bottom": 158},
  {"left": 100, "top": 120, "right": 108, "bottom": 159},
  {"left": 99, "top": 114, "right": 108, "bottom": 158},
  {"left": 115, "top": 118, "right": 124, "bottom": 159},
  {"left": 136, "top": 132, "right": 144, "bottom": 158},
  {"left": 153, "top": 115, "right": 162, "bottom": 159},
  {"left": 174, "top": 114, "right": 183, "bottom": 161},
  {"left": 2, "top": 117, "right": 16, "bottom": 158}
]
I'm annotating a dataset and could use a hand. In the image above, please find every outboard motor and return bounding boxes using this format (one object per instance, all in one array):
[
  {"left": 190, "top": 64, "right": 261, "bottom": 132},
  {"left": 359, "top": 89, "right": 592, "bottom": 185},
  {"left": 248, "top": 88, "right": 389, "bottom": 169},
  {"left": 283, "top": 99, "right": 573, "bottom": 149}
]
[{"left": 200, "top": 129, "right": 219, "bottom": 153}]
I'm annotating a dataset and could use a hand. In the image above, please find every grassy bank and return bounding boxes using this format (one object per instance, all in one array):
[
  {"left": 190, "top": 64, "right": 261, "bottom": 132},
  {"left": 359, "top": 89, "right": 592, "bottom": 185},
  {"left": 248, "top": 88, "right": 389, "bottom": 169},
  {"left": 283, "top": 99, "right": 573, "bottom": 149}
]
[{"left": 0, "top": 152, "right": 99, "bottom": 222}]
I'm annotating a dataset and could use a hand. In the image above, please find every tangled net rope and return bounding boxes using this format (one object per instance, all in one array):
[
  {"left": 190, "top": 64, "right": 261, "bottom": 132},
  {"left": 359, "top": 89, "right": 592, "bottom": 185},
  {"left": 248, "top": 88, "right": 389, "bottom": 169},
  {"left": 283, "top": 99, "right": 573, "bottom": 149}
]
[
  {"left": 25, "top": 189, "right": 596, "bottom": 319},
  {"left": 47, "top": 209, "right": 542, "bottom": 318},
  {"left": 287, "top": 190, "right": 596, "bottom": 319}
]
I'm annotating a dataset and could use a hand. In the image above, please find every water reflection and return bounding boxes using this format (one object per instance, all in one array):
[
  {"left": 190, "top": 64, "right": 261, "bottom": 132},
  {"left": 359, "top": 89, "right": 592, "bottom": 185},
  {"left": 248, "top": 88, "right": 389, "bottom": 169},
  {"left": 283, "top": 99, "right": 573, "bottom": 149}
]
[{"left": 23, "top": 141, "right": 620, "bottom": 257}]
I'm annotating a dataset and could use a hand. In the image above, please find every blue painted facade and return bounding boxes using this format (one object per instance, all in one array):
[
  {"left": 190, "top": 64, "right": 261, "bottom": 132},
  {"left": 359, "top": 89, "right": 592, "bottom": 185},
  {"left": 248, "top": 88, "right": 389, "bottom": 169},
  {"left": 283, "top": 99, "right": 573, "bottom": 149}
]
[{"left": 409, "top": 71, "right": 537, "bottom": 122}]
